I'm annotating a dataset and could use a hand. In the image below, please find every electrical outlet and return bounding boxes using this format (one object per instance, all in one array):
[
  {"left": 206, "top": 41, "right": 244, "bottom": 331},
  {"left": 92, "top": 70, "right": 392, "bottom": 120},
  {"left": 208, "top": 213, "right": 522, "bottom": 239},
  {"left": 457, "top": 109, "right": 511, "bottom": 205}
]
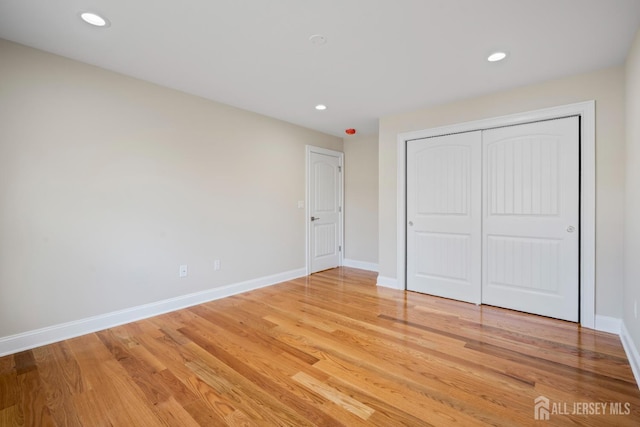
[
  {"left": 214, "top": 259, "right": 221, "bottom": 271},
  {"left": 179, "top": 264, "right": 188, "bottom": 278}
]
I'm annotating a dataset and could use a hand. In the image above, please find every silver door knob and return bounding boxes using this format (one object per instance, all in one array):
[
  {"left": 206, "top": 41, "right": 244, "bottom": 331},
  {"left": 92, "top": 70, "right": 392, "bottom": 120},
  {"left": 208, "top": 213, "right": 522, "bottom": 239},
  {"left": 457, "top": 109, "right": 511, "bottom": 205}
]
[
  {"left": 311, "top": 216, "right": 320, "bottom": 221},
  {"left": 567, "top": 226, "right": 575, "bottom": 233},
  {"left": 408, "top": 221, "right": 414, "bottom": 226}
]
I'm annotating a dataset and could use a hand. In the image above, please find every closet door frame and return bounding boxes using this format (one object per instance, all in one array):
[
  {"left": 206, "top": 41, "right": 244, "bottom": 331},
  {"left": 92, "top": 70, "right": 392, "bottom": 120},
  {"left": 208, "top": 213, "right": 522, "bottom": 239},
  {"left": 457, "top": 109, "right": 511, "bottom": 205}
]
[{"left": 394, "top": 101, "right": 595, "bottom": 329}]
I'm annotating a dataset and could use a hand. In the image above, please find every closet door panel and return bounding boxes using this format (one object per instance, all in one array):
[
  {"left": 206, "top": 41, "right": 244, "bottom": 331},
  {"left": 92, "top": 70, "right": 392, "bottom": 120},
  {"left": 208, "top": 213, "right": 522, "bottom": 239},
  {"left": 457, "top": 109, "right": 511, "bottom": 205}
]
[
  {"left": 406, "top": 132, "right": 482, "bottom": 304},
  {"left": 482, "top": 117, "right": 579, "bottom": 321}
]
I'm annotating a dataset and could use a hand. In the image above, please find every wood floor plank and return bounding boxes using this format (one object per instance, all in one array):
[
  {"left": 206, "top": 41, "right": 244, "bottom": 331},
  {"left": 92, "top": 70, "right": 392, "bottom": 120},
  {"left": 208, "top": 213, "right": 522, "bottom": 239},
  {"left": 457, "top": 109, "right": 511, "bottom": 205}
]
[
  {"left": 291, "top": 371, "right": 374, "bottom": 420},
  {"left": 0, "top": 405, "right": 20, "bottom": 426},
  {"left": 0, "top": 370, "right": 18, "bottom": 411},
  {"left": 13, "top": 351, "right": 37, "bottom": 376},
  {"left": 381, "top": 312, "right": 638, "bottom": 391},
  {"left": 153, "top": 396, "right": 201, "bottom": 427},
  {"left": 386, "top": 307, "right": 634, "bottom": 380},
  {"left": 31, "top": 345, "right": 84, "bottom": 426},
  {"left": 185, "top": 355, "right": 314, "bottom": 426},
  {"left": 0, "top": 267, "right": 639, "bottom": 425},
  {"left": 16, "top": 370, "right": 56, "bottom": 427},
  {"left": 85, "top": 361, "right": 165, "bottom": 427},
  {"left": 190, "top": 303, "right": 319, "bottom": 366},
  {"left": 0, "top": 355, "right": 14, "bottom": 375},
  {"left": 185, "top": 361, "right": 273, "bottom": 425},
  {"left": 264, "top": 315, "right": 535, "bottom": 424},
  {"left": 180, "top": 322, "right": 344, "bottom": 427},
  {"left": 66, "top": 335, "right": 166, "bottom": 426},
  {"left": 71, "top": 389, "right": 113, "bottom": 427}
]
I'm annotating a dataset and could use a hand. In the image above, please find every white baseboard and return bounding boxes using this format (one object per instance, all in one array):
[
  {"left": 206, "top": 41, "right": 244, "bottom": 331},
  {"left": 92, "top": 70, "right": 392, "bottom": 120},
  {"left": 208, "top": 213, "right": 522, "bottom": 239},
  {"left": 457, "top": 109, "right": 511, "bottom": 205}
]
[
  {"left": 342, "top": 258, "right": 379, "bottom": 272},
  {"left": 621, "top": 322, "right": 640, "bottom": 390},
  {"left": 594, "top": 315, "right": 622, "bottom": 334},
  {"left": 377, "top": 275, "right": 403, "bottom": 290},
  {"left": 0, "top": 268, "right": 306, "bottom": 357}
]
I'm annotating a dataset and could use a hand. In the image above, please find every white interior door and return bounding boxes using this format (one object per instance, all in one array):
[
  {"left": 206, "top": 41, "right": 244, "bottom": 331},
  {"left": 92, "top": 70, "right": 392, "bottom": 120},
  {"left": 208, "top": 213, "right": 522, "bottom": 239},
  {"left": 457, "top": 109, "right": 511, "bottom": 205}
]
[
  {"left": 482, "top": 117, "right": 579, "bottom": 321},
  {"left": 309, "top": 149, "right": 342, "bottom": 273},
  {"left": 406, "top": 131, "right": 482, "bottom": 303}
]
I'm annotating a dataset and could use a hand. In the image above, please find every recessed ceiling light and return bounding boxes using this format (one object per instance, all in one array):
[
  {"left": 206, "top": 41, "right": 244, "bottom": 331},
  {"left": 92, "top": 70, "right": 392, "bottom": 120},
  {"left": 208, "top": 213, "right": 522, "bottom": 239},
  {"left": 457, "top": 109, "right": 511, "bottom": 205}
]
[
  {"left": 487, "top": 52, "right": 507, "bottom": 62},
  {"left": 315, "top": 104, "right": 327, "bottom": 111},
  {"left": 80, "top": 12, "right": 109, "bottom": 27},
  {"left": 309, "top": 34, "right": 327, "bottom": 46}
]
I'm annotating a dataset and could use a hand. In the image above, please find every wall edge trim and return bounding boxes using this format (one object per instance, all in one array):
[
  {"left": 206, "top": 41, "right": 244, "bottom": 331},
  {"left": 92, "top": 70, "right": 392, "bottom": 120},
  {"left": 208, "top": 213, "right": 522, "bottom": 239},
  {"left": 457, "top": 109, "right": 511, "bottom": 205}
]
[
  {"left": 343, "top": 258, "right": 379, "bottom": 272},
  {"left": 0, "top": 268, "right": 306, "bottom": 357},
  {"left": 621, "top": 321, "right": 640, "bottom": 390}
]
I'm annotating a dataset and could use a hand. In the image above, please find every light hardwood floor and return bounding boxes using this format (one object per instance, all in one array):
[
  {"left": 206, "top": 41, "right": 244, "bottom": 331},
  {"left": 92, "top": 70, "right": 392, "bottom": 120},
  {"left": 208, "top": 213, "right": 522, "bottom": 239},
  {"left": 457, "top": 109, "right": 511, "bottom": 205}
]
[{"left": 1, "top": 267, "right": 639, "bottom": 426}]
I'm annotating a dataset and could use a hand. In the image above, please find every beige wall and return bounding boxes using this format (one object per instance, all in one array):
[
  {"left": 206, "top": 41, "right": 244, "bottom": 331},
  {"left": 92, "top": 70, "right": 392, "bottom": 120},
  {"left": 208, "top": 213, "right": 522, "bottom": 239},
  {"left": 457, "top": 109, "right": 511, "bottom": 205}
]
[
  {"left": 379, "top": 66, "right": 626, "bottom": 318},
  {"left": 344, "top": 134, "right": 379, "bottom": 265},
  {"left": 0, "top": 39, "right": 342, "bottom": 337},
  {"left": 625, "top": 29, "right": 640, "bottom": 351}
]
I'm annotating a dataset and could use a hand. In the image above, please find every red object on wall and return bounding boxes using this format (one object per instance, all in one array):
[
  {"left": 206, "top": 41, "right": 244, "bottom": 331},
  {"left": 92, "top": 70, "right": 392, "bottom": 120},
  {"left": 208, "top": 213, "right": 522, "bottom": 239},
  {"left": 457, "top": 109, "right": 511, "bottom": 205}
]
[{"left": 345, "top": 128, "right": 356, "bottom": 135}]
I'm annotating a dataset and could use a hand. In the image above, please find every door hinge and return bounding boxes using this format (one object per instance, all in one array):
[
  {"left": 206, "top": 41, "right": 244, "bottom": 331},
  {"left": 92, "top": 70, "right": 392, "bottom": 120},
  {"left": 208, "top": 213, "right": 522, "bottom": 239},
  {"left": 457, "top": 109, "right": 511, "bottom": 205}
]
[{"left": 338, "top": 166, "right": 342, "bottom": 172}]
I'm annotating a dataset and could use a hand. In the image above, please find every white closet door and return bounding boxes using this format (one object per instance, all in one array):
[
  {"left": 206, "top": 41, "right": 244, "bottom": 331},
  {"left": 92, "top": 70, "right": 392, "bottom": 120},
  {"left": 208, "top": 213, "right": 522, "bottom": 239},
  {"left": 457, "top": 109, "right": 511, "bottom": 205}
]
[
  {"left": 482, "top": 117, "right": 579, "bottom": 321},
  {"left": 406, "top": 132, "right": 482, "bottom": 303}
]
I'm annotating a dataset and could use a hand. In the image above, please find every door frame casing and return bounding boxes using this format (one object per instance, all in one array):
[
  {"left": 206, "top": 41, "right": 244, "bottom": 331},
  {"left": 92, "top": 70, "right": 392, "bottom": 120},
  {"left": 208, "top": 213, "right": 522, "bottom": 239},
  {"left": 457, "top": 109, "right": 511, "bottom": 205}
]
[
  {"left": 305, "top": 145, "right": 344, "bottom": 275},
  {"left": 395, "top": 101, "right": 595, "bottom": 329}
]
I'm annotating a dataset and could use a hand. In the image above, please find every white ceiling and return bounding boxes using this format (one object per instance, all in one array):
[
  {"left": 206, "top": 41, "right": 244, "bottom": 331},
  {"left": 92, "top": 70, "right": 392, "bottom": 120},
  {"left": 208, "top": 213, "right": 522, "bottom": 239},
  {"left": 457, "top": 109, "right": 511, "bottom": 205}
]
[{"left": 1, "top": 0, "right": 639, "bottom": 137}]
